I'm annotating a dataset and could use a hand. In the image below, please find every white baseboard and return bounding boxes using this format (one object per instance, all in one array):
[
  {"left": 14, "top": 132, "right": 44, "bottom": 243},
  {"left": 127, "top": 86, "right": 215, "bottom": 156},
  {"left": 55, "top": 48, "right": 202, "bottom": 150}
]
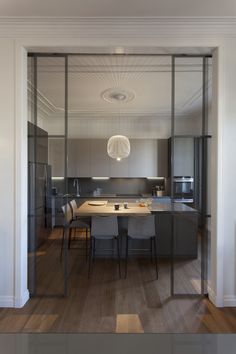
[
  {"left": 223, "top": 295, "right": 236, "bottom": 307},
  {"left": 14, "top": 289, "right": 30, "bottom": 308},
  {"left": 0, "top": 290, "right": 29, "bottom": 308},
  {"left": 0, "top": 296, "right": 14, "bottom": 308},
  {"left": 208, "top": 286, "right": 217, "bottom": 305},
  {"left": 208, "top": 286, "right": 225, "bottom": 307}
]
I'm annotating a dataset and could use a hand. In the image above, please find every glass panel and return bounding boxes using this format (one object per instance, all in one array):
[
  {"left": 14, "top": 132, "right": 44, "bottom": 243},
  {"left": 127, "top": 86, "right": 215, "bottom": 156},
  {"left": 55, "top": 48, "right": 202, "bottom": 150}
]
[
  {"left": 37, "top": 57, "right": 65, "bottom": 135},
  {"left": 171, "top": 57, "right": 212, "bottom": 296},
  {"left": 67, "top": 55, "right": 172, "bottom": 299},
  {"left": 174, "top": 57, "right": 203, "bottom": 136},
  {"left": 27, "top": 56, "right": 67, "bottom": 296},
  {"left": 27, "top": 56, "right": 35, "bottom": 125}
]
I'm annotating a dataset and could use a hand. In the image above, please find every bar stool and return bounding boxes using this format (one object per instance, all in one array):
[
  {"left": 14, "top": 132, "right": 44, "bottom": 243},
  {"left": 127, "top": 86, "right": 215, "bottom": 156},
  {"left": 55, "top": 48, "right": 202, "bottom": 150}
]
[
  {"left": 125, "top": 215, "right": 158, "bottom": 279},
  {"left": 88, "top": 216, "right": 121, "bottom": 278},
  {"left": 61, "top": 203, "right": 90, "bottom": 260}
]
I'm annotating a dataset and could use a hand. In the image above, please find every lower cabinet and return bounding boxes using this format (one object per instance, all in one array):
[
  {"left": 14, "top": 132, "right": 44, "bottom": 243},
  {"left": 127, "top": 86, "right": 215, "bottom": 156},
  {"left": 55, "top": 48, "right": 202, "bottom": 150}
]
[{"left": 155, "top": 212, "right": 198, "bottom": 258}]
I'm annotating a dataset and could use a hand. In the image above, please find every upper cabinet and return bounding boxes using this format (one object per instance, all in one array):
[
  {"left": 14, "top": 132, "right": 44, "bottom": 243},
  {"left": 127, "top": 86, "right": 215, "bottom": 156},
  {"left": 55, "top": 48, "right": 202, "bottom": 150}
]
[
  {"left": 128, "top": 139, "right": 158, "bottom": 177},
  {"left": 48, "top": 138, "right": 65, "bottom": 177},
  {"left": 68, "top": 139, "right": 90, "bottom": 177},
  {"left": 90, "top": 139, "right": 110, "bottom": 177},
  {"left": 49, "top": 138, "right": 168, "bottom": 178}
]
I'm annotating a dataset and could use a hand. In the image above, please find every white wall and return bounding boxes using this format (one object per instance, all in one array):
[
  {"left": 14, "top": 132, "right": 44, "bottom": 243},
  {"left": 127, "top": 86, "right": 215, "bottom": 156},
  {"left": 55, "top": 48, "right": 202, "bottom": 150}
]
[
  {"left": 0, "top": 17, "right": 235, "bottom": 308},
  {"left": 220, "top": 40, "right": 236, "bottom": 306},
  {"left": 0, "top": 40, "right": 18, "bottom": 306}
]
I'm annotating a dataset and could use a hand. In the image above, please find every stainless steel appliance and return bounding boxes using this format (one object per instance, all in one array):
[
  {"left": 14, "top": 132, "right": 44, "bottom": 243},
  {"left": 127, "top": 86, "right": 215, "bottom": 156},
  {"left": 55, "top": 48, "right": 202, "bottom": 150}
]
[{"left": 173, "top": 176, "right": 194, "bottom": 203}]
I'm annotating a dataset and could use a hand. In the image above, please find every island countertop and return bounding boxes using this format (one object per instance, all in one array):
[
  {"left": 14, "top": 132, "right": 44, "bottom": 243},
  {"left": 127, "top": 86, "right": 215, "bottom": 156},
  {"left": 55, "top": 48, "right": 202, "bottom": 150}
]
[{"left": 75, "top": 199, "right": 197, "bottom": 215}]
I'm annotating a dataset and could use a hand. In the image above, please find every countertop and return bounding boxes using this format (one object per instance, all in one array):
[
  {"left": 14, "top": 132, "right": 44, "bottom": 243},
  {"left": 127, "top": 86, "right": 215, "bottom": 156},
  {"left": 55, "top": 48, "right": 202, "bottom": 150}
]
[
  {"left": 53, "top": 193, "right": 170, "bottom": 199},
  {"left": 52, "top": 195, "right": 196, "bottom": 213},
  {"left": 150, "top": 202, "right": 197, "bottom": 213}
]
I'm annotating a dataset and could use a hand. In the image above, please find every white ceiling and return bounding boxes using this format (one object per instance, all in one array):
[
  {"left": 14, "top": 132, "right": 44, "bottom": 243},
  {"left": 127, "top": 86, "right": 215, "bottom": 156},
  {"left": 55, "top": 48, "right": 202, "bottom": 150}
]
[
  {"left": 1, "top": 0, "right": 236, "bottom": 16},
  {"left": 28, "top": 54, "right": 212, "bottom": 138}
]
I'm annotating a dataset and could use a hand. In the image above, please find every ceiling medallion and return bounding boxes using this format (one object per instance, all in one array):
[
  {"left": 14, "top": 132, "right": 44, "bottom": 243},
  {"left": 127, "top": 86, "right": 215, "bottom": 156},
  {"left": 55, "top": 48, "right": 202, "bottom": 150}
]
[{"left": 101, "top": 88, "right": 135, "bottom": 104}]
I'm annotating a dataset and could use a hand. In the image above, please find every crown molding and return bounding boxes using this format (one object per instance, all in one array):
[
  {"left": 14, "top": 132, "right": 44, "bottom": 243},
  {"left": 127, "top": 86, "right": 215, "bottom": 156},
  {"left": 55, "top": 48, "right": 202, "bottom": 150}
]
[{"left": 1, "top": 16, "right": 236, "bottom": 38}]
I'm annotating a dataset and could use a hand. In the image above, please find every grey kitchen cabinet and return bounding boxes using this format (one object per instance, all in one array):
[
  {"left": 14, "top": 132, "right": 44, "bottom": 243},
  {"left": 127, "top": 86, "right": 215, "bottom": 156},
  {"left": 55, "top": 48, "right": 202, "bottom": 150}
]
[
  {"left": 68, "top": 139, "right": 90, "bottom": 177},
  {"left": 65, "top": 138, "right": 168, "bottom": 178},
  {"left": 173, "top": 137, "right": 194, "bottom": 176},
  {"left": 48, "top": 138, "right": 65, "bottom": 177},
  {"left": 110, "top": 155, "right": 129, "bottom": 177},
  {"left": 157, "top": 139, "right": 168, "bottom": 177},
  {"left": 28, "top": 121, "right": 48, "bottom": 164},
  {"left": 154, "top": 212, "right": 198, "bottom": 258},
  {"left": 90, "top": 139, "right": 110, "bottom": 177},
  {"left": 128, "top": 139, "right": 157, "bottom": 177}
]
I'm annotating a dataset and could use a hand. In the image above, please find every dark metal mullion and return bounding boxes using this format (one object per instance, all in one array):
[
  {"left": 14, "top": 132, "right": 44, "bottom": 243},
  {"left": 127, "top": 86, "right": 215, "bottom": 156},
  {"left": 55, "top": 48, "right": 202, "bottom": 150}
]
[
  {"left": 32, "top": 55, "right": 37, "bottom": 297},
  {"left": 201, "top": 57, "right": 209, "bottom": 296},
  {"left": 170, "top": 56, "right": 175, "bottom": 296},
  {"left": 63, "top": 55, "right": 69, "bottom": 297},
  {"left": 28, "top": 52, "right": 212, "bottom": 58}
]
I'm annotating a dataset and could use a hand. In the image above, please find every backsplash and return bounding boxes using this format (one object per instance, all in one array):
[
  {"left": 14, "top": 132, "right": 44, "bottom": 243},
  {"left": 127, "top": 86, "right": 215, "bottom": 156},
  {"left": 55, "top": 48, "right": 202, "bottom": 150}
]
[{"left": 52, "top": 178, "right": 168, "bottom": 196}]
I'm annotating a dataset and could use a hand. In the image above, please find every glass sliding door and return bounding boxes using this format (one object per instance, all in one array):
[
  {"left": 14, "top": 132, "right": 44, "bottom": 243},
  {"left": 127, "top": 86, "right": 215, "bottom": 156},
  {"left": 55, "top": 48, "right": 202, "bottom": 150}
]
[
  {"left": 27, "top": 52, "right": 212, "bottom": 300},
  {"left": 170, "top": 55, "right": 212, "bottom": 296},
  {"left": 27, "top": 55, "right": 69, "bottom": 296}
]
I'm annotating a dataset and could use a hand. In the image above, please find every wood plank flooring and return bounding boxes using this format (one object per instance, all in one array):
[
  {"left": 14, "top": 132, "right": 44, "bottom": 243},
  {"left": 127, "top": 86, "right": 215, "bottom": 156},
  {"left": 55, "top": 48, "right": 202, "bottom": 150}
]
[{"left": 1, "top": 228, "right": 236, "bottom": 333}]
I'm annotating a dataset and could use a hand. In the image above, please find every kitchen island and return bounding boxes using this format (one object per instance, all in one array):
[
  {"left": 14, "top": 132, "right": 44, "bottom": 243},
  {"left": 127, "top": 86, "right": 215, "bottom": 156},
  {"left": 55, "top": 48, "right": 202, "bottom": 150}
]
[{"left": 75, "top": 199, "right": 198, "bottom": 258}]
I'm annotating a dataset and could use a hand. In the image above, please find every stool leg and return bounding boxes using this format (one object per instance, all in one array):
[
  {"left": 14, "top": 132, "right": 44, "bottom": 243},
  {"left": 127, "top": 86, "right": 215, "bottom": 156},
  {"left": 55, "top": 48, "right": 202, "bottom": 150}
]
[
  {"left": 85, "top": 228, "right": 88, "bottom": 262},
  {"left": 116, "top": 237, "right": 121, "bottom": 278},
  {"left": 68, "top": 228, "right": 72, "bottom": 249},
  {"left": 153, "top": 236, "right": 158, "bottom": 279},
  {"left": 92, "top": 237, "right": 96, "bottom": 262},
  {"left": 150, "top": 237, "right": 153, "bottom": 262},
  {"left": 125, "top": 236, "right": 129, "bottom": 278},
  {"left": 60, "top": 227, "right": 65, "bottom": 261},
  {"left": 88, "top": 236, "right": 93, "bottom": 278}
]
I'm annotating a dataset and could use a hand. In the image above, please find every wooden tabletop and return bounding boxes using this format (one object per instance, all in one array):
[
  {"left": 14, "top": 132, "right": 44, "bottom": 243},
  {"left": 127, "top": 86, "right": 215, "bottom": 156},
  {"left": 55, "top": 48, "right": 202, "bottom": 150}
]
[{"left": 75, "top": 200, "right": 151, "bottom": 217}]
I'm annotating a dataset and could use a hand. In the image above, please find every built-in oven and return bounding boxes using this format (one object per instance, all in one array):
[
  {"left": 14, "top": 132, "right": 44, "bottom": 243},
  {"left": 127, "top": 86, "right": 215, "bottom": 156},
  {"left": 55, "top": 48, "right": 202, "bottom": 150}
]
[{"left": 173, "top": 176, "right": 194, "bottom": 203}]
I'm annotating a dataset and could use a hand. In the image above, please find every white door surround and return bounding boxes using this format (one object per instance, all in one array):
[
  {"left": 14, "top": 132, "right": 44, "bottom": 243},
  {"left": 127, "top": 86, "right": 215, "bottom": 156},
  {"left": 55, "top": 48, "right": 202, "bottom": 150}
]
[{"left": 0, "top": 17, "right": 235, "bottom": 307}]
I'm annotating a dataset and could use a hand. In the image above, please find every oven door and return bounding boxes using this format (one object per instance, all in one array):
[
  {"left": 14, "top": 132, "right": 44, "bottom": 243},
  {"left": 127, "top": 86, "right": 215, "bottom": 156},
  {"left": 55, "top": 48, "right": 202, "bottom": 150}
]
[{"left": 173, "top": 178, "right": 194, "bottom": 199}]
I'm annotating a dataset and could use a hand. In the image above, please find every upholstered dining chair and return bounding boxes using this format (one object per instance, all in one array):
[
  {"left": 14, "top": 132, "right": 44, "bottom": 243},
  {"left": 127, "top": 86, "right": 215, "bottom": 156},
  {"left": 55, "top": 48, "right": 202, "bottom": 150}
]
[
  {"left": 61, "top": 203, "right": 90, "bottom": 260},
  {"left": 125, "top": 215, "right": 158, "bottom": 279},
  {"left": 88, "top": 215, "right": 121, "bottom": 278}
]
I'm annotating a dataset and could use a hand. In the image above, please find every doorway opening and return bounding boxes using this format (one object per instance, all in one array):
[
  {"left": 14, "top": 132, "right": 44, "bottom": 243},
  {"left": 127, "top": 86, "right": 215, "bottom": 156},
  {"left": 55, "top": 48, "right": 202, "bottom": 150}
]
[{"left": 27, "top": 52, "right": 212, "bottom": 302}]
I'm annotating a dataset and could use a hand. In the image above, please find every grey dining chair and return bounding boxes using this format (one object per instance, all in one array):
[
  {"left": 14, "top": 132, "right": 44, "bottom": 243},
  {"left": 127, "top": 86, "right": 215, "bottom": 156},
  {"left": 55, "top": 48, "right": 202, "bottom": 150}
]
[
  {"left": 61, "top": 203, "right": 90, "bottom": 261},
  {"left": 88, "top": 215, "right": 121, "bottom": 278},
  {"left": 125, "top": 215, "right": 158, "bottom": 279},
  {"left": 69, "top": 198, "right": 91, "bottom": 227}
]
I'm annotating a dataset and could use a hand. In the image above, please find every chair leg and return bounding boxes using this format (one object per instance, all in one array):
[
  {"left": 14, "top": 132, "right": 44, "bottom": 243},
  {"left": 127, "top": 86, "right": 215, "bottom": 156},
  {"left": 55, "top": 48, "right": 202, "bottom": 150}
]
[
  {"left": 153, "top": 236, "right": 158, "bottom": 280},
  {"left": 85, "top": 228, "right": 88, "bottom": 262},
  {"left": 125, "top": 236, "right": 129, "bottom": 278},
  {"left": 88, "top": 236, "right": 93, "bottom": 278},
  {"left": 60, "top": 227, "right": 65, "bottom": 261},
  {"left": 92, "top": 237, "right": 96, "bottom": 262},
  {"left": 150, "top": 237, "right": 153, "bottom": 262},
  {"left": 116, "top": 237, "right": 121, "bottom": 278},
  {"left": 68, "top": 228, "right": 72, "bottom": 249}
]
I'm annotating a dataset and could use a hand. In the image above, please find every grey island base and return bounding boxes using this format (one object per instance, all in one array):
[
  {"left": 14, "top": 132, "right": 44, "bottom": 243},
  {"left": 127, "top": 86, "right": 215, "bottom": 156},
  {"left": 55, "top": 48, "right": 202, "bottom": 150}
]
[{"left": 74, "top": 199, "right": 198, "bottom": 259}]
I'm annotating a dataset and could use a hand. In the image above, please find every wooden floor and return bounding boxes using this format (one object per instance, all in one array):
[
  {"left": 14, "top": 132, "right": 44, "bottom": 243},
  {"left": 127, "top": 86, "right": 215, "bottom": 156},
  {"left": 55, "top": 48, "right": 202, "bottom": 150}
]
[{"left": 1, "top": 229, "right": 236, "bottom": 333}]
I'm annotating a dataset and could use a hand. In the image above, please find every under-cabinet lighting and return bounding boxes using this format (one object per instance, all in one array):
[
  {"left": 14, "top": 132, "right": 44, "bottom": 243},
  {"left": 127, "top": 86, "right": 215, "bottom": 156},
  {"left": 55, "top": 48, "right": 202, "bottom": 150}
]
[
  {"left": 146, "top": 177, "right": 165, "bottom": 180},
  {"left": 52, "top": 177, "right": 65, "bottom": 180},
  {"left": 92, "top": 177, "right": 110, "bottom": 180}
]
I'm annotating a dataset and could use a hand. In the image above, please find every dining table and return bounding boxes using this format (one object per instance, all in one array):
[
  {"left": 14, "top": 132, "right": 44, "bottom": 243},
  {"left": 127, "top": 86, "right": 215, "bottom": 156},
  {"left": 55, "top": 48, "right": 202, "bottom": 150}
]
[{"left": 75, "top": 200, "right": 151, "bottom": 217}]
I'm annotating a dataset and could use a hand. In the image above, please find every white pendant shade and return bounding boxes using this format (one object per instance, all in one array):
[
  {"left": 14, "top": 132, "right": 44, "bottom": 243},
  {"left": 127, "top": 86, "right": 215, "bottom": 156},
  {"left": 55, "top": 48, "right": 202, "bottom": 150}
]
[{"left": 107, "top": 135, "right": 130, "bottom": 160}]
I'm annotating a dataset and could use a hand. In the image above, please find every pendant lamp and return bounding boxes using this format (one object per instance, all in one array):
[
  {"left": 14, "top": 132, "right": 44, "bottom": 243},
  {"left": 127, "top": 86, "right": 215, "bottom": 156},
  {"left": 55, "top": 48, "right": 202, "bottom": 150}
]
[{"left": 107, "top": 135, "right": 130, "bottom": 161}]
